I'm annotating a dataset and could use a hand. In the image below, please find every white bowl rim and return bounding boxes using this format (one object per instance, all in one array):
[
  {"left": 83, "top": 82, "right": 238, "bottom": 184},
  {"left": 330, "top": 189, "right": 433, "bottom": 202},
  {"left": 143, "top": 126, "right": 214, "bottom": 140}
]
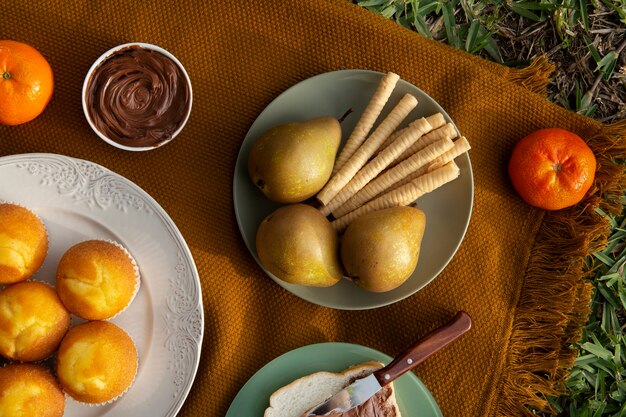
[{"left": 81, "top": 42, "right": 193, "bottom": 152}]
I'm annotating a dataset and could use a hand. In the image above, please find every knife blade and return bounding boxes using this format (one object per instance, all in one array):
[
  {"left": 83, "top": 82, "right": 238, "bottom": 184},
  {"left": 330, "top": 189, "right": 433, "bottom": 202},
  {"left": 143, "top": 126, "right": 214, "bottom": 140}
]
[{"left": 306, "top": 311, "right": 472, "bottom": 416}]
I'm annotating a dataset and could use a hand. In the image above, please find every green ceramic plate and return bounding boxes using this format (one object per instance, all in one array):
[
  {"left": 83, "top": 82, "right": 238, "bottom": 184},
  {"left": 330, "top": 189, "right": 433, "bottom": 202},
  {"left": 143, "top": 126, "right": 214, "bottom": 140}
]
[
  {"left": 233, "top": 70, "right": 474, "bottom": 310},
  {"left": 225, "top": 342, "right": 443, "bottom": 417}
]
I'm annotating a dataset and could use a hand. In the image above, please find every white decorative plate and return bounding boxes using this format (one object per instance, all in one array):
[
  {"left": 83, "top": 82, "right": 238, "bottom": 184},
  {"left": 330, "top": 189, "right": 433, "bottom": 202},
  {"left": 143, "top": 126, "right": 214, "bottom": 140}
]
[{"left": 0, "top": 153, "right": 203, "bottom": 417}]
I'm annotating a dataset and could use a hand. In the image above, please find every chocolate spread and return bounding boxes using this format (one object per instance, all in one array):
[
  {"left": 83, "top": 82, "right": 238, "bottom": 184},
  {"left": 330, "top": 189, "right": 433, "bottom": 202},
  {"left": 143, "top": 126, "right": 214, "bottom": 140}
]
[
  {"left": 327, "top": 386, "right": 398, "bottom": 417},
  {"left": 85, "top": 45, "right": 190, "bottom": 148},
  {"left": 306, "top": 386, "right": 398, "bottom": 417}
]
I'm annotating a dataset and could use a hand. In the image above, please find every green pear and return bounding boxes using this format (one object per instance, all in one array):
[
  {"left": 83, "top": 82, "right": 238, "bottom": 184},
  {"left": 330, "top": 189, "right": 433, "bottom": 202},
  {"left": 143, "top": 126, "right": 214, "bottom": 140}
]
[
  {"left": 341, "top": 206, "right": 426, "bottom": 292},
  {"left": 256, "top": 204, "right": 343, "bottom": 287},
  {"left": 248, "top": 117, "right": 341, "bottom": 203}
]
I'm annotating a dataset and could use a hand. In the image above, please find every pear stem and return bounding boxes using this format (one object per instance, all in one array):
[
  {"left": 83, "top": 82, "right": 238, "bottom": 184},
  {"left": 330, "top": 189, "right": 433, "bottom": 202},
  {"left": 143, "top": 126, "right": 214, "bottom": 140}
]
[{"left": 338, "top": 108, "right": 353, "bottom": 123}]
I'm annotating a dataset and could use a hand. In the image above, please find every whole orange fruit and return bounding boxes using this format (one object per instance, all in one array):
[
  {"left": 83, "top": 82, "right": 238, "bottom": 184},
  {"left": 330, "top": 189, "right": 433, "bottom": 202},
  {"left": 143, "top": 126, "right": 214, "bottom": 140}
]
[
  {"left": 0, "top": 40, "right": 54, "bottom": 126},
  {"left": 508, "top": 128, "right": 596, "bottom": 210}
]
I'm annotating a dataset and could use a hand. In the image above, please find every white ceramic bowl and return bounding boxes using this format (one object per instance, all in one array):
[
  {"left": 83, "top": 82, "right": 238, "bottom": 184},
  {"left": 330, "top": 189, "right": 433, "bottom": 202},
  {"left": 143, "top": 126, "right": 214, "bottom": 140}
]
[{"left": 82, "top": 42, "right": 193, "bottom": 151}]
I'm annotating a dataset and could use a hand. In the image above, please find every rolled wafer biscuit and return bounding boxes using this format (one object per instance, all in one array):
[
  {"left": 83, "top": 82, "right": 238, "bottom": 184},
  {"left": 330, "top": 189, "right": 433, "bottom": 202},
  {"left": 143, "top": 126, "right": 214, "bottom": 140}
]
[
  {"left": 321, "top": 118, "right": 436, "bottom": 217},
  {"left": 332, "top": 162, "right": 460, "bottom": 232},
  {"left": 317, "top": 93, "right": 418, "bottom": 206},
  {"left": 320, "top": 117, "right": 432, "bottom": 216},
  {"left": 427, "top": 136, "right": 471, "bottom": 170},
  {"left": 393, "top": 123, "right": 458, "bottom": 166},
  {"left": 378, "top": 112, "right": 446, "bottom": 152},
  {"left": 425, "top": 113, "right": 446, "bottom": 131},
  {"left": 399, "top": 161, "right": 461, "bottom": 205},
  {"left": 393, "top": 136, "right": 471, "bottom": 191},
  {"left": 333, "top": 72, "right": 400, "bottom": 174},
  {"left": 332, "top": 136, "right": 454, "bottom": 218}
]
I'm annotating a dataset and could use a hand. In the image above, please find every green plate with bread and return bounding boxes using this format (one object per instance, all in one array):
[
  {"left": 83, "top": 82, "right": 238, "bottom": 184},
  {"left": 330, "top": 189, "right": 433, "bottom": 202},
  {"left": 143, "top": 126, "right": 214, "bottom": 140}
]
[{"left": 225, "top": 342, "right": 443, "bottom": 417}]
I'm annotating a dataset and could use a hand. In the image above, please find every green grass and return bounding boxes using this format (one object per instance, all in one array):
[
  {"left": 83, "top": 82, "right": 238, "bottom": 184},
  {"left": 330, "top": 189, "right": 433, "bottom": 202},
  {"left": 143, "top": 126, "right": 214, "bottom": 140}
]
[
  {"left": 549, "top": 203, "right": 626, "bottom": 416},
  {"left": 356, "top": 0, "right": 504, "bottom": 61},
  {"left": 358, "top": 1, "right": 626, "bottom": 415},
  {"left": 357, "top": 0, "right": 626, "bottom": 122}
]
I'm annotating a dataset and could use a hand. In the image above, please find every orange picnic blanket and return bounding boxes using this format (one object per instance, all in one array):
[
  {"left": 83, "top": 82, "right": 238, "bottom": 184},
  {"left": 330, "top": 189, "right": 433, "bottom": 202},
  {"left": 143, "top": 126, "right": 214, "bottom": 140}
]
[{"left": 2, "top": 1, "right": 625, "bottom": 416}]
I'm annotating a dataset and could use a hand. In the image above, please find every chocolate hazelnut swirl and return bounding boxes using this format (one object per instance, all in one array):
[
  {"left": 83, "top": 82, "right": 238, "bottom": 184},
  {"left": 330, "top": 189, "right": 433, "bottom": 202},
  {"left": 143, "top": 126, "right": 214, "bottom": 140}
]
[
  {"left": 85, "top": 46, "right": 190, "bottom": 148},
  {"left": 310, "top": 386, "right": 398, "bottom": 417}
]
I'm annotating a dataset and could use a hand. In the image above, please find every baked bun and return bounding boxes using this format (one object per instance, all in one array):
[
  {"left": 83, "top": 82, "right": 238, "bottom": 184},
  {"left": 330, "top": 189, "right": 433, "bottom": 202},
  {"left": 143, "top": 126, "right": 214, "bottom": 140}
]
[
  {"left": 0, "top": 363, "right": 65, "bottom": 417},
  {"left": 57, "top": 321, "right": 138, "bottom": 404},
  {"left": 0, "top": 203, "right": 48, "bottom": 284},
  {"left": 264, "top": 361, "right": 402, "bottom": 417},
  {"left": 56, "top": 240, "right": 140, "bottom": 320},
  {"left": 0, "top": 281, "right": 70, "bottom": 361}
]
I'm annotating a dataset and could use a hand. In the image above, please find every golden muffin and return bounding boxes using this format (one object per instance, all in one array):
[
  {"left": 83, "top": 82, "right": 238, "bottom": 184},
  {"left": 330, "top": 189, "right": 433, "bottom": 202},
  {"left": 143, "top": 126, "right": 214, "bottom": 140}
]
[
  {"left": 0, "top": 363, "right": 65, "bottom": 417},
  {"left": 57, "top": 321, "right": 138, "bottom": 404},
  {"left": 0, "top": 203, "right": 48, "bottom": 284},
  {"left": 56, "top": 240, "right": 140, "bottom": 320},
  {"left": 0, "top": 281, "right": 71, "bottom": 361}
]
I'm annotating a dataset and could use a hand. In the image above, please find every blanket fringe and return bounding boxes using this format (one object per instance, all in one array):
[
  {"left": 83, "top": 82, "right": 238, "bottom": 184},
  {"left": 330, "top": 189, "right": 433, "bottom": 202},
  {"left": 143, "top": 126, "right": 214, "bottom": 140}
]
[
  {"left": 496, "top": 119, "right": 626, "bottom": 416},
  {"left": 504, "top": 55, "right": 556, "bottom": 96}
]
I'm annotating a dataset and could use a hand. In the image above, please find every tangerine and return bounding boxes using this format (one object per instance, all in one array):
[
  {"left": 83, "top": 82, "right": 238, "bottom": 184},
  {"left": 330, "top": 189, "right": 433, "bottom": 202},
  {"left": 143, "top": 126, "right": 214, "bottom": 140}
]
[
  {"left": 508, "top": 128, "right": 596, "bottom": 210},
  {"left": 0, "top": 40, "right": 54, "bottom": 126}
]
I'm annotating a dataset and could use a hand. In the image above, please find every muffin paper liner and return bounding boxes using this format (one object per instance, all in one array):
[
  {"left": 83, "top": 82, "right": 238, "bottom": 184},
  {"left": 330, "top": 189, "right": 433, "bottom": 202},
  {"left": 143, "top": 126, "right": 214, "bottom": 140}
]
[
  {"left": 101, "top": 239, "right": 141, "bottom": 320},
  {"left": 62, "top": 325, "right": 139, "bottom": 406},
  {"left": 0, "top": 206, "right": 140, "bottom": 406},
  {"left": 60, "top": 238, "right": 141, "bottom": 320},
  {"left": 0, "top": 201, "right": 50, "bottom": 284},
  {"left": 0, "top": 279, "right": 70, "bottom": 363},
  {"left": 0, "top": 361, "right": 65, "bottom": 392}
]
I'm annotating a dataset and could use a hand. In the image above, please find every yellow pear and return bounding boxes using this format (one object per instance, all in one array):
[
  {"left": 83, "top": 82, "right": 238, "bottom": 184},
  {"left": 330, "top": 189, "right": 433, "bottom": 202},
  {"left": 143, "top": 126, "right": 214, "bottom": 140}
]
[
  {"left": 341, "top": 206, "right": 426, "bottom": 292},
  {"left": 256, "top": 204, "right": 343, "bottom": 287},
  {"left": 248, "top": 117, "right": 341, "bottom": 203}
]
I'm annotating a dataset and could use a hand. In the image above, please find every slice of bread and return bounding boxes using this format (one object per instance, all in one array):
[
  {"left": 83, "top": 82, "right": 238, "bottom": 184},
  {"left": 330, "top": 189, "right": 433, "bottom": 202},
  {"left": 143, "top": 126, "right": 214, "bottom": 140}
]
[{"left": 264, "top": 361, "right": 402, "bottom": 417}]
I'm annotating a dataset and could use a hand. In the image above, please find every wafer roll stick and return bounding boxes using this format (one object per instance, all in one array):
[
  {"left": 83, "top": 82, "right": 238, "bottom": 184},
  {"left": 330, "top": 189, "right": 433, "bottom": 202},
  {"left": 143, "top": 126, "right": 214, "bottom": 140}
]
[
  {"left": 393, "top": 123, "right": 458, "bottom": 166},
  {"left": 427, "top": 136, "right": 471, "bottom": 170},
  {"left": 331, "top": 136, "right": 454, "bottom": 218},
  {"left": 317, "top": 93, "right": 418, "bottom": 206},
  {"left": 332, "top": 162, "right": 460, "bottom": 232},
  {"left": 378, "top": 112, "right": 446, "bottom": 152},
  {"left": 425, "top": 112, "right": 446, "bottom": 131},
  {"left": 332, "top": 72, "right": 400, "bottom": 174},
  {"left": 393, "top": 137, "right": 471, "bottom": 190},
  {"left": 320, "top": 117, "right": 433, "bottom": 217},
  {"left": 398, "top": 161, "right": 459, "bottom": 206}
]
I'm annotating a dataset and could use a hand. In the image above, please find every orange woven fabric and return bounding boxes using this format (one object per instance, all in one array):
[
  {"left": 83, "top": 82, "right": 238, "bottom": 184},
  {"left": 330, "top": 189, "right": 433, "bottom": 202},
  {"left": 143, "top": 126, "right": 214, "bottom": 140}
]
[{"left": 2, "top": 1, "right": 625, "bottom": 416}]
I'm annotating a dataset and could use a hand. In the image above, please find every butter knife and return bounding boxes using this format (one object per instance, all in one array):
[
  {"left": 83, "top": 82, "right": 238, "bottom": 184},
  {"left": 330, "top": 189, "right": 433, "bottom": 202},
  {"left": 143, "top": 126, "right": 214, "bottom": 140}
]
[{"left": 306, "top": 311, "right": 472, "bottom": 416}]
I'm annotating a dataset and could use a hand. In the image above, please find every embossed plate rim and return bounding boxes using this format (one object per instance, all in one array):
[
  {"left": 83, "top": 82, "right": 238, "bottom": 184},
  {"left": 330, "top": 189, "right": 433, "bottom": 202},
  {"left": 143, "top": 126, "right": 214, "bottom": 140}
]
[{"left": 0, "top": 153, "right": 204, "bottom": 417}]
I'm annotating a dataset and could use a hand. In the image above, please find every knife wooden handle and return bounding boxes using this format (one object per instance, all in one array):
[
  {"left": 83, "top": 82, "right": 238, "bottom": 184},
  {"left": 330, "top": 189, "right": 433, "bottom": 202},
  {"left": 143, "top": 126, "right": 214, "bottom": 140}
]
[{"left": 373, "top": 311, "right": 472, "bottom": 385}]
